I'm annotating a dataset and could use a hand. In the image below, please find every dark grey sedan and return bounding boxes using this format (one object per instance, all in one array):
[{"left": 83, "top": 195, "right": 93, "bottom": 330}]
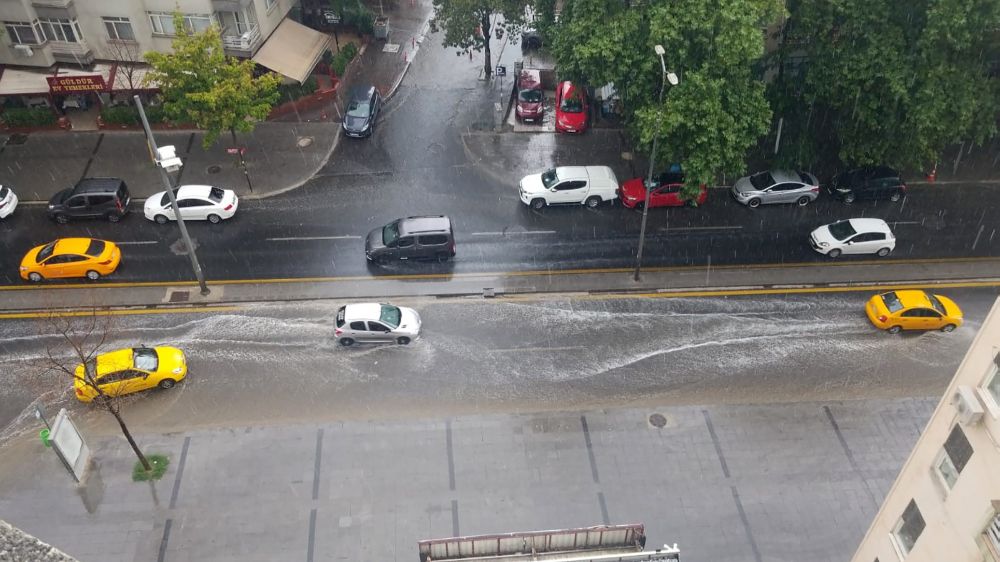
[
  {"left": 342, "top": 85, "right": 382, "bottom": 138},
  {"left": 731, "top": 169, "right": 820, "bottom": 208}
]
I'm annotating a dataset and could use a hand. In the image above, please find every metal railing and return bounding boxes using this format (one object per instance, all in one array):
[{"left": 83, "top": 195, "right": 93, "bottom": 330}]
[{"left": 221, "top": 25, "right": 260, "bottom": 51}]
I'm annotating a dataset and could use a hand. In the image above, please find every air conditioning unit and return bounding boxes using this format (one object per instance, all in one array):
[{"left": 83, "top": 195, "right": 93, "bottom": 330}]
[
  {"left": 13, "top": 44, "right": 34, "bottom": 57},
  {"left": 954, "top": 385, "right": 985, "bottom": 426}
]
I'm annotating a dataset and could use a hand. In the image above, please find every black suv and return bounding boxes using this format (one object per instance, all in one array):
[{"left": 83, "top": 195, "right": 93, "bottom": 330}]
[
  {"left": 826, "top": 166, "right": 907, "bottom": 203},
  {"left": 365, "top": 216, "right": 456, "bottom": 263},
  {"left": 48, "top": 178, "right": 131, "bottom": 223}
]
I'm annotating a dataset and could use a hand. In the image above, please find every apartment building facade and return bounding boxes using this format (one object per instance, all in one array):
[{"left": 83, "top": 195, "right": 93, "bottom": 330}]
[{"left": 851, "top": 297, "right": 1000, "bottom": 561}]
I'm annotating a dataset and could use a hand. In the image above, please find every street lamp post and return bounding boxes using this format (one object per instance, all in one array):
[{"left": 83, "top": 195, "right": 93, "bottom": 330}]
[
  {"left": 134, "top": 95, "right": 210, "bottom": 296},
  {"left": 633, "top": 45, "right": 678, "bottom": 282}
]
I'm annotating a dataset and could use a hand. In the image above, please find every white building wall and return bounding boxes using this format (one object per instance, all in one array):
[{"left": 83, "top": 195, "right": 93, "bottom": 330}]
[{"left": 852, "top": 297, "right": 1000, "bottom": 562}]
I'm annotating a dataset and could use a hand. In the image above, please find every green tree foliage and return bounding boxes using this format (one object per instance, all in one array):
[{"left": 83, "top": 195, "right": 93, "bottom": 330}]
[
  {"left": 145, "top": 13, "right": 282, "bottom": 148},
  {"left": 771, "top": 0, "right": 1000, "bottom": 170},
  {"left": 550, "top": 0, "right": 782, "bottom": 200},
  {"left": 431, "top": 0, "right": 531, "bottom": 77}
]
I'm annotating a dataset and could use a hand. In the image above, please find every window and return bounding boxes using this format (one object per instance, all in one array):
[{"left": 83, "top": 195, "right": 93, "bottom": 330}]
[
  {"left": 892, "top": 500, "right": 925, "bottom": 556},
  {"left": 397, "top": 237, "right": 414, "bottom": 248},
  {"left": 103, "top": 17, "right": 135, "bottom": 41},
  {"left": 368, "top": 322, "right": 390, "bottom": 332},
  {"left": 984, "top": 511, "right": 1000, "bottom": 561},
  {"left": 349, "top": 321, "right": 366, "bottom": 331},
  {"left": 39, "top": 18, "right": 82, "bottom": 43},
  {"left": 935, "top": 425, "right": 973, "bottom": 489},
  {"left": 265, "top": 0, "right": 278, "bottom": 10},
  {"left": 5, "top": 21, "right": 44, "bottom": 45},
  {"left": 419, "top": 234, "right": 448, "bottom": 246},
  {"left": 149, "top": 12, "right": 214, "bottom": 35},
  {"left": 88, "top": 195, "right": 113, "bottom": 206},
  {"left": 986, "top": 356, "right": 1000, "bottom": 408}
]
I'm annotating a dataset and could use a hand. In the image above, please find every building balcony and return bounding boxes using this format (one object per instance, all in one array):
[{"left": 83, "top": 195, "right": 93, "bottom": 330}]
[
  {"left": 49, "top": 40, "right": 94, "bottom": 65},
  {"left": 32, "top": 0, "right": 74, "bottom": 8},
  {"left": 221, "top": 26, "right": 261, "bottom": 57}
]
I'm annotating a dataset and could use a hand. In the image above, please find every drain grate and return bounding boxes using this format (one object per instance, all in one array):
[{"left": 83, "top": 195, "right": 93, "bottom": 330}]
[
  {"left": 207, "top": 165, "right": 221, "bottom": 174},
  {"left": 168, "top": 291, "right": 190, "bottom": 303},
  {"left": 648, "top": 413, "right": 667, "bottom": 428}
]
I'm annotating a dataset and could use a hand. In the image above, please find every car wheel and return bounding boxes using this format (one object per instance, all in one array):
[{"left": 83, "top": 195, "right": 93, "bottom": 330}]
[
  {"left": 397, "top": 336, "right": 411, "bottom": 345},
  {"left": 28, "top": 272, "right": 43, "bottom": 282},
  {"left": 54, "top": 214, "right": 69, "bottom": 224},
  {"left": 107, "top": 212, "right": 122, "bottom": 223},
  {"left": 747, "top": 198, "right": 761, "bottom": 208},
  {"left": 887, "top": 325, "right": 902, "bottom": 334},
  {"left": 634, "top": 201, "right": 645, "bottom": 211},
  {"left": 207, "top": 214, "right": 222, "bottom": 224},
  {"left": 158, "top": 379, "right": 176, "bottom": 389},
  {"left": 154, "top": 214, "right": 168, "bottom": 225},
  {"left": 941, "top": 324, "right": 957, "bottom": 333},
  {"left": 796, "top": 196, "right": 811, "bottom": 206},
  {"left": 843, "top": 193, "right": 856, "bottom": 204},
  {"left": 86, "top": 270, "right": 101, "bottom": 280},
  {"left": 876, "top": 247, "right": 892, "bottom": 257},
  {"left": 436, "top": 252, "right": 450, "bottom": 262},
  {"left": 890, "top": 192, "right": 902, "bottom": 202},
  {"left": 585, "top": 196, "right": 602, "bottom": 209},
  {"left": 339, "top": 337, "right": 355, "bottom": 347},
  {"left": 530, "top": 198, "right": 546, "bottom": 210},
  {"left": 827, "top": 248, "right": 842, "bottom": 258}
]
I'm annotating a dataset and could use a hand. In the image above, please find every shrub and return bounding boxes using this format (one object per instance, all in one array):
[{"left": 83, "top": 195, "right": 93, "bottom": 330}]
[
  {"left": 331, "top": 42, "right": 360, "bottom": 77},
  {"left": 100, "top": 106, "right": 140, "bottom": 125},
  {"left": 1, "top": 107, "right": 57, "bottom": 127},
  {"left": 132, "top": 454, "right": 170, "bottom": 482},
  {"left": 277, "top": 76, "right": 319, "bottom": 102}
]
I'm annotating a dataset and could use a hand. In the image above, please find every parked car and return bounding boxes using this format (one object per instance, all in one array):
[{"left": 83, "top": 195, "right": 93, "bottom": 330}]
[
  {"left": 519, "top": 166, "right": 619, "bottom": 209},
  {"left": 335, "top": 303, "right": 422, "bottom": 346},
  {"left": 619, "top": 170, "right": 707, "bottom": 209},
  {"left": 366, "top": 216, "right": 455, "bottom": 263},
  {"left": 342, "top": 85, "right": 382, "bottom": 138},
  {"left": 809, "top": 218, "right": 895, "bottom": 258},
  {"left": 0, "top": 185, "right": 18, "bottom": 219},
  {"left": 48, "top": 177, "right": 130, "bottom": 223},
  {"left": 827, "top": 166, "right": 907, "bottom": 203},
  {"left": 74, "top": 346, "right": 187, "bottom": 403},
  {"left": 516, "top": 69, "right": 544, "bottom": 122},
  {"left": 555, "top": 81, "right": 588, "bottom": 133},
  {"left": 731, "top": 169, "right": 820, "bottom": 208},
  {"left": 20, "top": 237, "right": 122, "bottom": 282},
  {"left": 144, "top": 185, "right": 238, "bottom": 224},
  {"left": 865, "top": 290, "right": 963, "bottom": 334}
]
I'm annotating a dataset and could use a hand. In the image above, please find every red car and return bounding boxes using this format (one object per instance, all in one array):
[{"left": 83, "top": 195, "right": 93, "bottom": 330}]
[
  {"left": 555, "top": 81, "right": 588, "bottom": 133},
  {"left": 516, "top": 69, "right": 544, "bottom": 122},
  {"left": 618, "top": 171, "right": 708, "bottom": 209}
]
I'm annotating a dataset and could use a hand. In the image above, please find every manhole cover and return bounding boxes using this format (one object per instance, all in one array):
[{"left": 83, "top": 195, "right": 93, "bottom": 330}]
[
  {"left": 297, "top": 136, "right": 314, "bottom": 148},
  {"left": 648, "top": 413, "right": 667, "bottom": 428},
  {"left": 6, "top": 134, "right": 28, "bottom": 146},
  {"left": 168, "top": 291, "right": 190, "bottom": 303},
  {"left": 207, "top": 165, "right": 222, "bottom": 174}
]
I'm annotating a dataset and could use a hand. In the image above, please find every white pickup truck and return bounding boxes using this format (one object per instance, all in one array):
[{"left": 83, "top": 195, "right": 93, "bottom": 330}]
[{"left": 518, "top": 166, "right": 620, "bottom": 210}]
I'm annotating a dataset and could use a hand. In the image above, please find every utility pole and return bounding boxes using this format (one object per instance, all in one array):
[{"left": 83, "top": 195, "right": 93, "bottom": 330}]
[{"left": 134, "top": 95, "right": 210, "bottom": 296}]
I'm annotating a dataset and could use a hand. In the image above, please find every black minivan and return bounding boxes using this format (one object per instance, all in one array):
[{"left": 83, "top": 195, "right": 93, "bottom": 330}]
[
  {"left": 48, "top": 177, "right": 131, "bottom": 223},
  {"left": 365, "top": 216, "right": 455, "bottom": 263}
]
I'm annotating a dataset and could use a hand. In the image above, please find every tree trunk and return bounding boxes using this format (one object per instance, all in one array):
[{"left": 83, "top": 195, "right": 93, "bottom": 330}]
[
  {"left": 106, "top": 401, "right": 150, "bottom": 471},
  {"left": 481, "top": 13, "right": 492, "bottom": 79}
]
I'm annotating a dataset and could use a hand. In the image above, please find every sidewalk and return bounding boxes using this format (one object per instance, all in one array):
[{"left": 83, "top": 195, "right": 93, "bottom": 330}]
[{"left": 0, "top": 397, "right": 934, "bottom": 562}]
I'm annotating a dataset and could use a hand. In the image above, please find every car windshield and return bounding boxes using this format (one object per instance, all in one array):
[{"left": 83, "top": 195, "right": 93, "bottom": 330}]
[
  {"left": 519, "top": 89, "right": 543, "bottom": 103},
  {"left": 559, "top": 91, "right": 583, "bottom": 113},
  {"left": 541, "top": 169, "right": 559, "bottom": 188},
  {"left": 827, "top": 220, "right": 857, "bottom": 241},
  {"left": 86, "top": 240, "right": 106, "bottom": 256},
  {"left": 379, "top": 305, "right": 402, "bottom": 328},
  {"left": 209, "top": 187, "right": 225, "bottom": 202},
  {"left": 880, "top": 292, "right": 904, "bottom": 313},
  {"left": 382, "top": 220, "right": 401, "bottom": 245},
  {"left": 133, "top": 347, "right": 159, "bottom": 371},
  {"left": 749, "top": 172, "right": 775, "bottom": 190},
  {"left": 347, "top": 100, "right": 370, "bottom": 118},
  {"left": 927, "top": 294, "right": 946, "bottom": 314},
  {"left": 0, "top": 186, "right": 8, "bottom": 198},
  {"left": 37, "top": 241, "right": 56, "bottom": 261}
]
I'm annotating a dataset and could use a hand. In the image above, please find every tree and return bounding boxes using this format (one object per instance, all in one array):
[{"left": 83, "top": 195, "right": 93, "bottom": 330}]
[
  {"left": 144, "top": 13, "right": 282, "bottom": 148},
  {"left": 431, "top": 0, "right": 531, "bottom": 78},
  {"left": 40, "top": 311, "right": 153, "bottom": 472},
  {"left": 105, "top": 37, "right": 145, "bottom": 96}
]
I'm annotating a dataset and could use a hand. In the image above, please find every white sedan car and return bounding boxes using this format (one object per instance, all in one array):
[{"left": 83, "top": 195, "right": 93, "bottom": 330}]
[
  {"left": 144, "top": 185, "right": 238, "bottom": 224},
  {"left": 0, "top": 185, "right": 18, "bottom": 219},
  {"left": 810, "top": 218, "right": 895, "bottom": 258}
]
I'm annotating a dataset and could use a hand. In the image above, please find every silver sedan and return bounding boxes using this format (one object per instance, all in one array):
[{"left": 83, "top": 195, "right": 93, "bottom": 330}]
[{"left": 731, "top": 170, "right": 820, "bottom": 208}]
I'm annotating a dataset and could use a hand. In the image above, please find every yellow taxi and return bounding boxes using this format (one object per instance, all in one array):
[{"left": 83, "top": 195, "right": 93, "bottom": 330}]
[
  {"left": 20, "top": 237, "right": 121, "bottom": 282},
  {"left": 865, "top": 290, "right": 963, "bottom": 334},
  {"left": 74, "top": 346, "right": 187, "bottom": 403}
]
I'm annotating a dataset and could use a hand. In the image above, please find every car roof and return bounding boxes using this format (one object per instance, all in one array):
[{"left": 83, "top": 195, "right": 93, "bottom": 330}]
[
  {"left": 847, "top": 165, "right": 900, "bottom": 179},
  {"left": 399, "top": 215, "right": 451, "bottom": 235},
  {"left": 557, "top": 81, "right": 581, "bottom": 97},
  {"left": 519, "top": 69, "right": 541, "bottom": 88},
  {"left": 770, "top": 169, "right": 808, "bottom": 183},
  {"left": 93, "top": 348, "right": 135, "bottom": 375},
  {"left": 348, "top": 85, "right": 376, "bottom": 101},
  {"left": 73, "top": 177, "right": 124, "bottom": 194},
  {"left": 343, "top": 303, "right": 383, "bottom": 321},
  {"left": 892, "top": 290, "right": 933, "bottom": 308},
  {"left": 846, "top": 218, "right": 892, "bottom": 233},
  {"left": 53, "top": 237, "right": 98, "bottom": 254},
  {"left": 175, "top": 185, "right": 218, "bottom": 199}
]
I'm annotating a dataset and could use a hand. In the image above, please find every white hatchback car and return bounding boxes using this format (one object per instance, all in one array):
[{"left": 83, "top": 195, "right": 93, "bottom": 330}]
[
  {"left": 335, "top": 303, "right": 422, "bottom": 346},
  {"left": 144, "top": 185, "right": 238, "bottom": 224},
  {"left": 0, "top": 185, "right": 18, "bottom": 219},
  {"left": 810, "top": 218, "right": 896, "bottom": 258}
]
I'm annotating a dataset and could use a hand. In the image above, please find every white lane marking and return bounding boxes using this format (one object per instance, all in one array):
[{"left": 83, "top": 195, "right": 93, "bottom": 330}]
[
  {"left": 471, "top": 230, "right": 557, "bottom": 236},
  {"left": 267, "top": 236, "right": 362, "bottom": 241},
  {"left": 890, "top": 221, "right": 921, "bottom": 225},
  {"left": 488, "top": 346, "right": 587, "bottom": 353},
  {"left": 115, "top": 241, "right": 159, "bottom": 245},
  {"left": 657, "top": 225, "right": 744, "bottom": 232}
]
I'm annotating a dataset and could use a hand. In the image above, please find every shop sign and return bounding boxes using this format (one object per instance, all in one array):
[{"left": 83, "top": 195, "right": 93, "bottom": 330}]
[{"left": 47, "top": 75, "right": 106, "bottom": 94}]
